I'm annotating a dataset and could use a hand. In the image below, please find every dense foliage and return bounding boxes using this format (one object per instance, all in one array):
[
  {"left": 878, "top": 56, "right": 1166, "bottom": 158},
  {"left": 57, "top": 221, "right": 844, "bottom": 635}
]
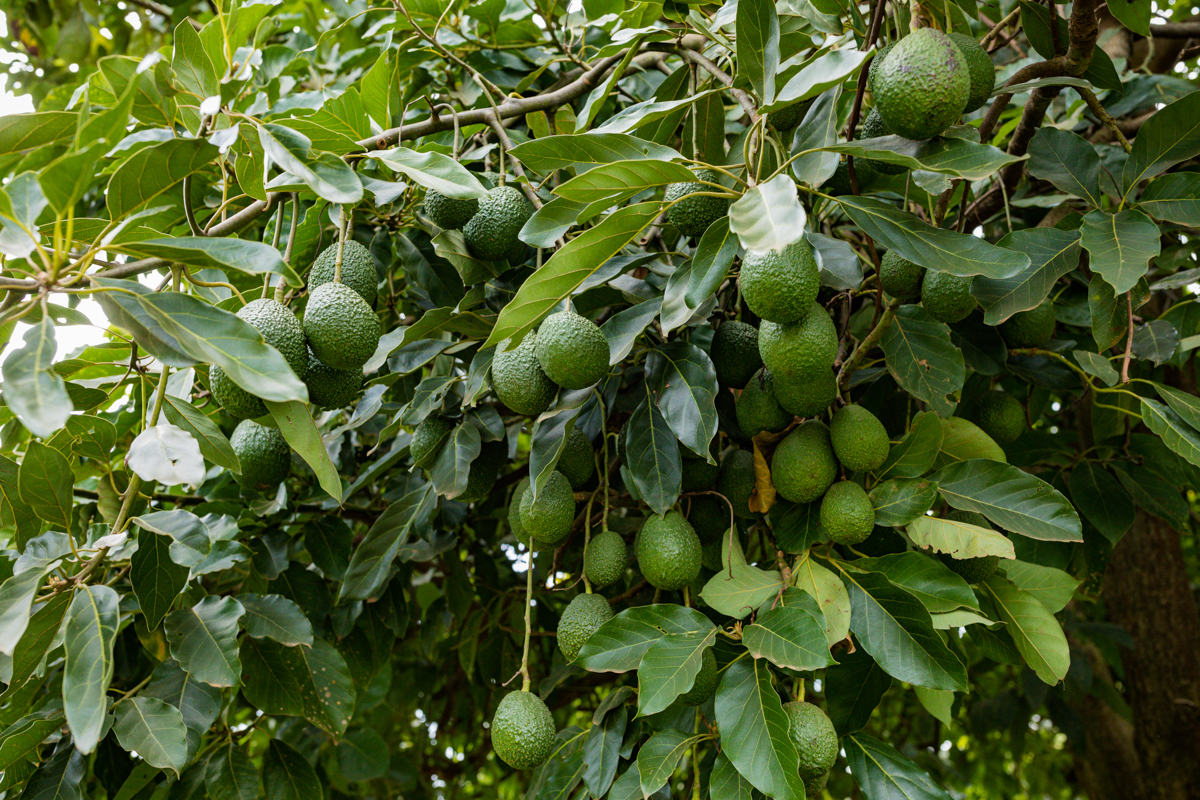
[{"left": 0, "top": 0, "right": 1198, "bottom": 799}]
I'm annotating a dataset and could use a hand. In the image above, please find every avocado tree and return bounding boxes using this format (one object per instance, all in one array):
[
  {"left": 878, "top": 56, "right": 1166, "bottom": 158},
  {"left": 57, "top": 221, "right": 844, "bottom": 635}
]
[{"left": 0, "top": 0, "right": 1198, "bottom": 798}]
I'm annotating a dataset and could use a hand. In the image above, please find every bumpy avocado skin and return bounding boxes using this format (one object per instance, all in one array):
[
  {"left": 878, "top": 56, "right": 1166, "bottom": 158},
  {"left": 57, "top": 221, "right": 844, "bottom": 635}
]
[
  {"left": 968, "top": 390, "right": 1026, "bottom": 445},
  {"left": 678, "top": 647, "right": 718, "bottom": 705},
  {"left": 305, "top": 349, "right": 362, "bottom": 409},
  {"left": 411, "top": 415, "right": 454, "bottom": 469},
  {"left": 948, "top": 32, "right": 996, "bottom": 113},
  {"left": 423, "top": 189, "right": 480, "bottom": 231},
  {"left": 211, "top": 298, "right": 307, "bottom": 420},
  {"left": 557, "top": 593, "right": 614, "bottom": 661},
  {"left": 820, "top": 481, "right": 876, "bottom": 545},
  {"left": 782, "top": 701, "right": 839, "bottom": 778},
  {"left": 1000, "top": 300, "right": 1056, "bottom": 348},
  {"left": 492, "top": 333, "right": 558, "bottom": 416},
  {"left": 535, "top": 311, "right": 610, "bottom": 390},
  {"left": 710, "top": 321, "right": 763, "bottom": 388},
  {"left": 830, "top": 405, "right": 891, "bottom": 471},
  {"left": 558, "top": 426, "right": 596, "bottom": 489},
  {"left": 491, "top": 690, "right": 556, "bottom": 769},
  {"left": 921, "top": 270, "right": 976, "bottom": 324},
  {"left": 304, "top": 282, "right": 381, "bottom": 371},
  {"left": 584, "top": 530, "right": 628, "bottom": 588},
  {"left": 519, "top": 470, "right": 576, "bottom": 547},
  {"left": 737, "top": 369, "right": 792, "bottom": 437},
  {"left": 771, "top": 422, "right": 838, "bottom": 504},
  {"left": 740, "top": 240, "right": 821, "bottom": 325},
  {"left": 464, "top": 186, "right": 534, "bottom": 261},
  {"left": 758, "top": 304, "right": 838, "bottom": 382},
  {"left": 665, "top": 168, "right": 729, "bottom": 238},
  {"left": 636, "top": 510, "right": 702, "bottom": 591},
  {"left": 309, "top": 241, "right": 378, "bottom": 307},
  {"left": 231, "top": 420, "right": 291, "bottom": 492},
  {"left": 773, "top": 369, "right": 837, "bottom": 419},
  {"left": 768, "top": 101, "right": 809, "bottom": 132},
  {"left": 879, "top": 250, "right": 926, "bottom": 300},
  {"left": 874, "top": 28, "right": 970, "bottom": 140},
  {"left": 716, "top": 449, "right": 758, "bottom": 519}
]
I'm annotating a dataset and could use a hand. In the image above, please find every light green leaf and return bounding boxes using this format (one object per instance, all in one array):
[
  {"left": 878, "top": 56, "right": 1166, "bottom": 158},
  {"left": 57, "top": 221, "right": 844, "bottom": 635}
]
[
  {"left": 113, "top": 697, "right": 190, "bottom": 776},
  {"left": 63, "top": 585, "right": 120, "bottom": 754},
  {"left": 930, "top": 417, "right": 1005, "bottom": 470},
  {"left": 1000, "top": 561, "right": 1080, "bottom": 614},
  {"left": 907, "top": 515, "right": 1016, "bottom": 559},
  {"left": 106, "top": 138, "right": 219, "bottom": 220},
  {"left": 1121, "top": 90, "right": 1200, "bottom": 196},
  {"left": 0, "top": 112, "right": 77, "bottom": 156},
  {"left": 983, "top": 576, "right": 1070, "bottom": 685},
  {"left": 576, "top": 604, "right": 714, "bottom": 673},
  {"left": 554, "top": 159, "right": 697, "bottom": 204},
  {"left": 791, "top": 88, "right": 841, "bottom": 187},
  {"left": 637, "top": 730, "right": 705, "bottom": 798},
  {"left": 701, "top": 560, "right": 784, "bottom": 619},
  {"left": 1026, "top": 127, "right": 1100, "bottom": 204},
  {"left": 237, "top": 594, "right": 313, "bottom": 646},
  {"left": 827, "top": 136, "right": 1025, "bottom": 181},
  {"left": 258, "top": 123, "right": 362, "bottom": 204},
  {"left": 1140, "top": 397, "right": 1200, "bottom": 468},
  {"left": 1073, "top": 350, "right": 1119, "bottom": 387},
  {"left": 914, "top": 686, "right": 955, "bottom": 727},
  {"left": 636, "top": 628, "right": 717, "bottom": 716},
  {"left": 17, "top": 441, "right": 73, "bottom": 529},
  {"left": 593, "top": 90, "right": 723, "bottom": 135},
  {"left": 844, "top": 733, "right": 953, "bottom": 800},
  {"left": 507, "top": 133, "right": 683, "bottom": 173},
  {"left": 165, "top": 596, "right": 245, "bottom": 687},
  {"left": 367, "top": 147, "right": 488, "bottom": 199},
  {"left": 773, "top": 49, "right": 870, "bottom": 107},
  {"left": 792, "top": 553, "right": 850, "bottom": 646},
  {"left": 1, "top": 318, "right": 71, "bottom": 439},
  {"left": 265, "top": 400, "right": 341, "bottom": 501},
  {"left": 728, "top": 173, "right": 805, "bottom": 254},
  {"left": 742, "top": 604, "right": 834, "bottom": 671},
  {"left": 118, "top": 236, "right": 302, "bottom": 287},
  {"left": 163, "top": 395, "right": 240, "bottom": 474},
  {"left": 737, "top": 0, "right": 780, "bottom": 103}
]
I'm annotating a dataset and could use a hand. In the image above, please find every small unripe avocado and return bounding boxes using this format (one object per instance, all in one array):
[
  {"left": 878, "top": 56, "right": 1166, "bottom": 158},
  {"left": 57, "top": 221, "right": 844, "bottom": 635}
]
[
  {"left": 491, "top": 690, "right": 556, "bottom": 770},
  {"left": 947, "top": 32, "right": 996, "bottom": 113},
  {"left": 782, "top": 701, "right": 839, "bottom": 779},
  {"left": 665, "top": 168, "right": 729, "bottom": 238},
  {"left": 737, "top": 369, "right": 791, "bottom": 437},
  {"left": 768, "top": 101, "right": 808, "bottom": 132},
  {"left": 636, "top": 510, "right": 702, "bottom": 591},
  {"left": 557, "top": 593, "right": 614, "bottom": 662},
  {"left": 411, "top": 415, "right": 454, "bottom": 469},
  {"left": 211, "top": 298, "right": 307, "bottom": 420},
  {"left": 773, "top": 369, "right": 837, "bottom": 419},
  {"left": 423, "top": 189, "right": 479, "bottom": 231},
  {"left": 830, "top": 405, "right": 890, "bottom": 471},
  {"left": 305, "top": 349, "right": 362, "bottom": 409},
  {"left": 1000, "top": 300, "right": 1056, "bottom": 349},
  {"left": 680, "top": 447, "right": 721, "bottom": 492},
  {"left": 879, "top": 250, "right": 925, "bottom": 300},
  {"left": 304, "top": 282, "right": 380, "bottom": 371},
  {"left": 921, "top": 270, "right": 976, "bottom": 324},
  {"left": 535, "top": 311, "right": 610, "bottom": 390},
  {"left": 710, "top": 321, "right": 763, "bottom": 388},
  {"left": 509, "top": 478, "right": 532, "bottom": 547},
  {"left": 820, "top": 481, "right": 876, "bottom": 545},
  {"left": 740, "top": 240, "right": 821, "bottom": 324},
  {"left": 519, "top": 471, "right": 576, "bottom": 547},
  {"left": 759, "top": 305, "right": 838, "bottom": 382},
  {"left": 771, "top": 422, "right": 837, "bottom": 504},
  {"left": 309, "top": 241, "right": 378, "bottom": 307},
  {"left": 716, "top": 449, "right": 758, "bottom": 519},
  {"left": 584, "top": 530, "right": 628, "bottom": 588},
  {"left": 678, "top": 647, "right": 718, "bottom": 705},
  {"left": 967, "top": 390, "right": 1025, "bottom": 445},
  {"left": 860, "top": 108, "right": 908, "bottom": 175},
  {"left": 464, "top": 185, "right": 534, "bottom": 261},
  {"left": 231, "top": 420, "right": 291, "bottom": 492},
  {"left": 874, "top": 28, "right": 971, "bottom": 140},
  {"left": 558, "top": 426, "right": 596, "bottom": 490},
  {"left": 492, "top": 333, "right": 558, "bottom": 416}
]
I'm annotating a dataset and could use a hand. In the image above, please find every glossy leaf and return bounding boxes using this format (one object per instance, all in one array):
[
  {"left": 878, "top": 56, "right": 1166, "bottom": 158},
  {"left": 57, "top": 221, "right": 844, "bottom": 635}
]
[
  {"left": 17, "top": 442, "right": 73, "bottom": 529},
  {"left": 983, "top": 576, "right": 1071, "bottom": 685},
  {"left": 636, "top": 628, "right": 717, "bottom": 716},
  {"left": 258, "top": 123, "right": 362, "bottom": 204},
  {"left": 742, "top": 604, "right": 834, "bottom": 671},
  {"left": 367, "top": 147, "right": 488, "bottom": 199},
  {"left": 555, "top": 159, "right": 697, "bottom": 203},
  {"left": 508, "top": 134, "right": 682, "bottom": 173},
  {"left": 625, "top": 389, "right": 681, "bottom": 516},
  {"left": 737, "top": 0, "right": 779, "bottom": 103},
  {"left": 637, "top": 729, "right": 704, "bottom": 798},
  {"left": 263, "top": 740, "right": 323, "bottom": 800},
  {"left": 828, "top": 136, "right": 1024, "bottom": 181},
  {"left": 876, "top": 412, "right": 943, "bottom": 480},
  {"left": 119, "top": 236, "right": 302, "bottom": 287},
  {"left": 880, "top": 305, "right": 965, "bottom": 419},
  {"left": 791, "top": 88, "right": 841, "bottom": 187},
  {"left": 106, "top": 138, "right": 218, "bottom": 219},
  {"left": 932, "top": 459, "right": 1083, "bottom": 541},
  {"left": 1138, "top": 171, "right": 1200, "bottom": 225},
  {"left": 131, "top": 527, "right": 188, "bottom": 630},
  {"left": 1, "top": 318, "right": 71, "bottom": 439},
  {"left": 163, "top": 395, "right": 240, "bottom": 473},
  {"left": 112, "top": 697, "right": 190, "bottom": 775},
  {"left": 339, "top": 479, "right": 437, "bottom": 601},
  {"left": 1141, "top": 397, "right": 1200, "bottom": 468},
  {"left": 1026, "top": 127, "right": 1100, "bottom": 204},
  {"left": 240, "top": 636, "right": 355, "bottom": 736},
  {"left": 1121, "top": 90, "right": 1200, "bottom": 196},
  {"left": 1001, "top": 560, "right": 1080, "bottom": 614},
  {"left": 869, "top": 478, "right": 939, "bottom": 526},
  {"left": 774, "top": 49, "right": 870, "bottom": 107},
  {"left": 845, "top": 733, "right": 953, "bottom": 800},
  {"left": 647, "top": 342, "right": 718, "bottom": 462},
  {"left": 728, "top": 173, "right": 805, "bottom": 254},
  {"left": 973, "top": 228, "right": 1081, "bottom": 325},
  {"left": 848, "top": 553, "right": 979, "bottom": 614},
  {"left": 238, "top": 593, "right": 313, "bottom": 646},
  {"left": 576, "top": 604, "right": 714, "bottom": 673},
  {"left": 792, "top": 553, "right": 850, "bottom": 646}
]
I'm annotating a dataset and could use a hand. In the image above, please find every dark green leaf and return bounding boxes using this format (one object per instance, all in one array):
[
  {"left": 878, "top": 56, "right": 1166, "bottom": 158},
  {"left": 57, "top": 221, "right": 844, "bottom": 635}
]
[
  {"left": 205, "top": 741, "right": 259, "bottom": 800},
  {"left": 429, "top": 422, "right": 481, "bottom": 500},
  {"left": 602, "top": 298, "right": 663, "bottom": 365},
  {"left": 508, "top": 134, "right": 682, "bottom": 173},
  {"left": 709, "top": 751, "right": 756, "bottom": 800},
  {"left": 637, "top": 628, "right": 717, "bottom": 716},
  {"left": 337, "top": 728, "right": 390, "bottom": 782},
  {"left": 1131, "top": 320, "right": 1179, "bottom": 364},
  {"left": 825, "top": 649, "right": 892, "bottom": 736},
  {"left": 131, "top": 527, "right": 188, "bottom": 630},
  {"left": 791, "top": 88, "right": 841, "bottom": 187},
  {"left": 339, "top": 480, "right": 437, "bottom": 601},
  {"left": 263, "top": 740, "right": 323, "bottom": 800},
  {"left": 1068, "top": 462, "right": 1134, "bottom": 543},
  {"left": 112, "top": 697, "right": 189, "bottom": 776},
  {"left": 982, "top": 576, "right": 1070, "bottom": 685},
  {"left": 770, "top": 500, "right": 824, "bottom": 554},
  {"left": 238, "top": 593, "right": 313, "bottom": 646},
  {"left": 106, "top": 138, "right": 218, "bottom": 220},
  {"left": 880, "top": 305, "right": 965, "bottom": 418},
  {"left": 828, "top": 135, "right": 1025, "bottom": 181},
  {"left": 647, "top": 342, "right": 718, "bottom": 462},
  {"left": 258, "top": 123, "right": 362, "bottom": 203},
  {"left": 239, "top": 636, "right": 355, "bottom": 737},
  {"left": 877, "top": 412, "right": 944, "bottom": 480},
  {"left": 265, "top": 400, "right": 342, "bottom": 501},
  {"left": 63, "top": 585, "right": 120, "bottom": 754},
  {"left": 849, "top": 552, "right": 979, "bottom": 613},
  {"left": 163, "top": 395, "right": 240, "bottom": 474},
  {"left": 742, "top": 604, "right": 834, "bottom": 671},
  {"left": 869, "top": 478, "right": 938, "bottom": 526},
  {"left": 164, "top": 596, "right": 244, "bottom": 687},
  {"left": 142, "top": 658, "right": 221, "bottom": 734},
  {"left": 1026, "top": 128, "right": 1100, "bottom": 203},
  {"left": 1, "top": 318, "right": 71, "bottom": 438},
  {"left": 521, "top": 197, "right": 586, "bottom": 248},
  {"left": 931, "top": 459, "right": 1083, "bottom": 541},
  {"left": 1141, "top": 397, "right": 1200, "bottom": 468},
  {"left": 626, "top": 388, "right": 681, "bottom": 516},
  {"left": 844, "top": 733, "right": 953, "bottom": 800},
  {"left": 1108, "top": 0, "right": 1151, "bottom": 35},
  {"left": 973, "top": 228, "right": 1081, "bottom": 325},
  {"left": 576, "top": 604, "right": 713, "bottom": 673},
  {"left": 17, "top": 442, "right": 73, "bottom": 529},
  {"left": 1081, "top": 209, "right": 1160, "bottom": 295},
  {"left": 18, "top": 746, "right": 84, "bottom": 800},
  {"left": 1138, "top": 171, "right": 1200, "bottom": 225},
  {"left": 1121, "top": 90, "right": 1200, "bottom": 195},
  {"left": 119, "top": 236, "right": 302, "bottom": 287},
  {"left": 637, "top": 729, "right": 704, "bottom": 798},
  {"left": 582, "top": 701, "right": 627, "bottom": 798},
  {"left": 0, "top": 708, "right": 63, "bottom": 773},
  {"left": 737, "top": 0, "right": 780, "bottom": 103}
]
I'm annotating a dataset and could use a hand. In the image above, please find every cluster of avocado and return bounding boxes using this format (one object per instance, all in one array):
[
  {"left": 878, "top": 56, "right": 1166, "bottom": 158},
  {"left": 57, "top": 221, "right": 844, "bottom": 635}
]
[
  {"left": 491, "top": 309, "right": 611, "bottom": 415},
  {"left": 422, "top": 177, "right": 534, "bottom": 264},
  {"left": 213, "top": 241, "right": 379, "bottom": 492}
]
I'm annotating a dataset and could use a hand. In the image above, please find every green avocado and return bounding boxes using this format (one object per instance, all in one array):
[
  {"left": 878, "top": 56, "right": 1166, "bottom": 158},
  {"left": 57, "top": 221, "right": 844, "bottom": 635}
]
[
  {"left": 758, "top": 304, "right": 838, "bottom": 382},
  {"left": 211, "top": 298, "right": 307, "bottom": 420},
  {"left": 492, "top": 333, "right": 558, "bottom": 416},
  {"left": 231, "top": 420, "right": 291, "bottom": 492},
  {"left": 768, "top": 100, "right": 809, "bottom": 132},
  {"left": 665, "top": 168, "right": 729, "bottom": 238},
  {"left": 867, "top": 42, "right": 896, "bottom": 96},
  {"left": 773, "top": 368, "right": 837, "bottom": 419},
  {"left": 509, "top": 478, "right": 533, "bottom": 547},
  {"left": 782, "top": 701, "right": 839, "bottom": 779},
  {"left": 680, "top": 446, "right": 721, "bottom": 492},
  {"left": 535, "top": 310, "right": 610, "bottom": 390},
  {"left": 304, "top": 282, "right": 381, "bottom": 371},
  {"left": 716, "top": 448, "right": 758, "bottom": 519},
  {"left": 464, "top": 185, "right": 534, "bottom": 261},
  {"left": 584, "top": 530, "right": 628, "bottom": 588},
  {"left": 557, "top": 592, "right": 614, "bottom": 662},
  {"left": 967, "top": 390, "right": 1025, "bottom": 445},
  {"left": 678, "top": 647, "right": 718, "bottom": 705},
  {"left": 874, "top": 28, "right": 970, "bottom": 140},
  {"left": 1000, "top": 300, "right": 1056, "bottom": 349},
  {"left": 771, "top": 421, "right": 837, "bottom": 504},
  {"left": 921, "top": 270, "right": 976, "bottom": 324},
  {"left": 860, "top": 107, "right": 908, "bottom": 176},
  {"left": 878, "top": 250, "right": 926, "bottom": 300},
  {"left": 740, "top": 239, "right": 821, "bottom": 324},
  {"left": 491, "top": 690, "right": 556, "bottom": 770},
  {"left": 830, "top": 405, "right": 890, "bottom": 471},
  {"left": 304, "top": 349, "right": 362, "bottom": 410},
  {"left": 519, "top": 470, "right": 576, "bottom": 547},
  {"left": 709, "top": 320, "right": 763, "bottom": 388},
  {"left": 423, "top": 189, "right": 480, "bottom": 231},
  {"left": 820, "top": 480, "right": 876, "bottom": 545},
  {"left": 636, "top": 510, "right": 702, "bottom": 591},
  {"left": 948, "top": 32, "right": 996, "bottom": 113},
  {"left": 737, "top": 369, "right": 791, "bottom": 438},
  {"left": 558, "top": 426, "right": 596, "bottom": 489},
  {"left": 687, "top": 494, "right": 729, "bottom": 545},
  {"left": 309, "top": 240, "right": 378, "bottom": 307},
  {"left": 411, "top": 415, "right": 454, "bottom": 469}
]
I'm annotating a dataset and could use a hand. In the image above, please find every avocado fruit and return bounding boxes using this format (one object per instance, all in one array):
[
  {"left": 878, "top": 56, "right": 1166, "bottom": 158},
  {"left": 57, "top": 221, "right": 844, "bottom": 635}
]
[
  {"left": 678, "top": 647, "right": 718, "bottom": 706},
  {"left": 759, "top": 305, "right": 838, "bottom": 382},
  {"left": 716, "top": 448, "right": 758, "bottom": 519},
  {"left": 464, "top": 185, "right": 534, "bottom": 261},
  {"left": 211, "top": 298, "right": 307, "bottom": 420},
  {"left": 305, "top": 349, "right": 362, "bottom": 410},
  {"left": 584, "top": 530, "right": 628, "bottom": 588},
  {"left": 665, "top": 168, "right": 729, "bottom": 238},
  {"left": 304, "top": 282, "right": 381, "bottom": 371},
  {"left": 535, "top": 310, "right": 610, "bottom": 390},
  {"left": 967, "top": 390, "right": 1025, "bottom": 445},
  {"left": 771, "top": 422, "right": 838, "bottom": 504},
  {"left": 820, "top": 481, "right": 876, "bottom": 545},
  {"left": 947, "top": 32, "right": 996, "bottom": 113},
  {"left": 860, "top": 107, "right": 908, "bottom": 176},
  {"left": 781, "top": 701, "right": 839, "bottom": 779},
  {"left": 309, "top": 241, "right": 378, "bottom": 307},
  {"left": 411, "top": 415, "right": 454, "bottom": 469},
  {"left": 921, "top": 270, "right": 976, "bottom": 324},
  {"left": 636, "top": 510, "right": 702, "bottom": 591},
  {"left": 558, "top": 426, "right": 596, "bottom": 489},
  {"left": 491, "top": 690, "right": 556, "bottom": 769},
  {"left": 231, "top": 420, "right": 291, "bottom": 492},
  {"left": 519, "top": 470, "right": 576, "bottom": 547},
  {"left": 773, "top": 368, "right": 838, "bottom": 419},
  {"left": 1000, "top": 300, "right": 1056, "bottom": 349},
  {"left": 740, "top": 239, "right": 821, "bottom": 324},
  {"left": 878, "top": 250, "right": 926, "bottom": 300},
  {"left": 874, "top": 28, "right": 970, "bottom": 140},
  {"left": 710, "top": 320, "right": 763, "bottom": 388},
  {"left": 557, "top": 592, "right": 614, "bottom": 662},
  {"left": 423, "top": 189, "right": 480, "bottom": 231},
  {"left": 830, "top": 405, "right": 890, "bottom": 471},
  {"left": 492, "top": 333, "right": 558, "bottom": 416},
  {"left": 737, "top": 369, "right": 791, "bottom": 437}
]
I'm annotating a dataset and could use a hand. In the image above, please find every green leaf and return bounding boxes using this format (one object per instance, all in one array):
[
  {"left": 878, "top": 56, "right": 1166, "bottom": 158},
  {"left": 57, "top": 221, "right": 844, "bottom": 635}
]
[
  {"left": 593, "top": 90, "right": 723, "bottom": 135},
  {"left": 828, "top": 135, "right": 1025, "bottom": 181},
  {"left": 1, "top": 318, "right": 72, "bottom": 439},
  {"left": 825, "top": 649, "right": 892, "bottom": 736},
  {"left": 581, "top": 700, "right": 627, "bottom": 798},
  {"left": 263, "top": 740, "right": 323, "bottom": 800},
  {"left": 106, "top": 138, "right": 219, "bottom": 220},
  {"left": 337, "top": 728, "right": 390, "bottom": 782},
  {"left": 773, "top": 49, "right": 870, "bottom": 107},
  {"left": 1000, "top": 561, "right": 1079, "bottom": 614},
  {"left": 258, "top": 123, "right": 362, "bottom": 204},
  {"left": 636, "top": 628, "right": 717, "bottom": 716},
  {"left": 626, "top": 388, "right": 682, "bottom": 516},
  {"left": 112, "top": 697, "right": 190, "bottom": 776},
  {"left": 172, "top": 18, "right": 217, "bottom": 98},
  {"left": 265, "top": 400, "right": 342, "bottom": 501},
  {"left": 1026, "top": 128, "right": 1100, "bottom": 204},
  {"left": 367, "top": 147, "right": 488, "bottom": 199},
  {"left": 119, "top": 236, "right": 302, "bottom": 287},
  {"left": 1080, "top": 209, "right": 1161, "bottom": 295},
  {"left": 869, "top": 478, "right": 938, "bottom": 526},
  {"left": 18, "top": 746, "right": 84, "bottom": 800},
  {"left": 131, "top": 527, "right": 188, "bottom": 630},
  {"left": 743, "top": 604, "right": 834, "bottom": 671},
  {"left": 1138, "top": 171, "right": 1200, "bottom": 225},
  {"left": 647, "top": 342, "right": 718, "bottom": 462},
  {"left": 1, "top": 590, "right": 68, "bottom": 695},
  {"left": 63, "top": 585, "right": 120, "bottom": 754},
  {"left": 0, "top": 560, "right": 56, "bottom": 657},
  {"left": 714, "top": 657, "right": 807, "bottom": 800},
  {"left": 0, "top": 172, "right": 48, "bottom": 260},
  {"left": 1074, "top": 350, "right": 1119, "bottom": 386},
  {"left": 485, "top": 202, "right": 660, "bottom": 348},
  {"left": 906, "top": 516, "right": 1016, "bottom": 560},
  {"left": 709, "top": 751, "right": 756, "bottom": 800},
  {"left": 880, "top": 305, "right": 965, "bottom": 418},
  {"left": 1121, "top": 90, "right": 1200, "bottom": 196},
  {"left": 849, "top": 553, "right": 979, "bottom": 613},
  {"left": 165, "top": 596, "right": 245, "bottom": 687},
  {"left": 728, "top": 173, "right": 805, "bottom": 254},
  {"left": 770, "top": 500, "right": 824, "bottom": 554},
  {"left": 163, "top": 395, "right": 240, "bottom": 474},
  {"left": 931, "top": 459, "right": 1083, "bottom": 541},
  {"left": 1068, "top": 462, "right": 1134, "bottom": 543},
  {"left": 839, "top": 196, "right": 1030, "bottom": 278},
  {"left": 737, "top": 0, "right": 780, "bottom": 103},
  {"left": 792, "top": 553, "right": 850, "bottom": 646},
  {"left": 521, "top": 197, "right": 586, "bottom": 248},
  {"left": 508, "top": 134, "right": 682, "bottom": 173},
  {"left": 914, "top": 686, "right": 955, "bottom": 726},
  {"left": 0, "top": 112, "right": 77, "bottom": 156},
  {"left": 1131, "top": 319, "right": 1179, "bottom": 364},
  {"left": 877, "top": 412, "right": 943, "bottom": 480},
  {"left": 842, "top": 569, "right": 968, "bottom": 691},
  {"left": 701, "top": 560, "right": 784, "bottom": 619},
  {"left": 638, "top": 729, "right": 705, "bottom": 798},
  {"left": 982, "top": 576, "right": 1070, "bottom": 685},
  {"left": 930, "top": 417, "right": 1005, "bottom": 470},
  {"left": 237, "top": 593, "right": 313, "bottom": 646},
  {"left": 142, "top": 658, "right": 222, "bottom": 734},
  {"left": 339, "top": 480, "right": 437, "bottom": 602},
  {"left": 1154, "top": 382, "right": 1200, "bottom": 430},
  {"left": 239, "top": 636, "right": 355, "bottom": 737},
  {"left": 1141, "top": 397, "right": 1200, "bottom": 468},
  {"left": 791, "top": 88, "right": 841, "bottom": 187},
  {"left": 973, "top": 228, "right": 1082, "bottom": 325},
  {"left": 429, "top": 421, "right": 482, "bottom": 500},
  {"left": 603, "top": 298, "right": 663, "bottom": 365},
  {"left": 0, "top": 708, "right": 64, "bottom": 773},
  {"left": 18, "top": 442, "right": 73, "bottom": 529},
  {"left": 554, "top": 159, "right": 697, "bottom": 203},
  {"left": 576, "top": 604, "right": 713, "bottom": 673},
  {"left": 844, "top": 733, "right": 953, "bottom": 800}
]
